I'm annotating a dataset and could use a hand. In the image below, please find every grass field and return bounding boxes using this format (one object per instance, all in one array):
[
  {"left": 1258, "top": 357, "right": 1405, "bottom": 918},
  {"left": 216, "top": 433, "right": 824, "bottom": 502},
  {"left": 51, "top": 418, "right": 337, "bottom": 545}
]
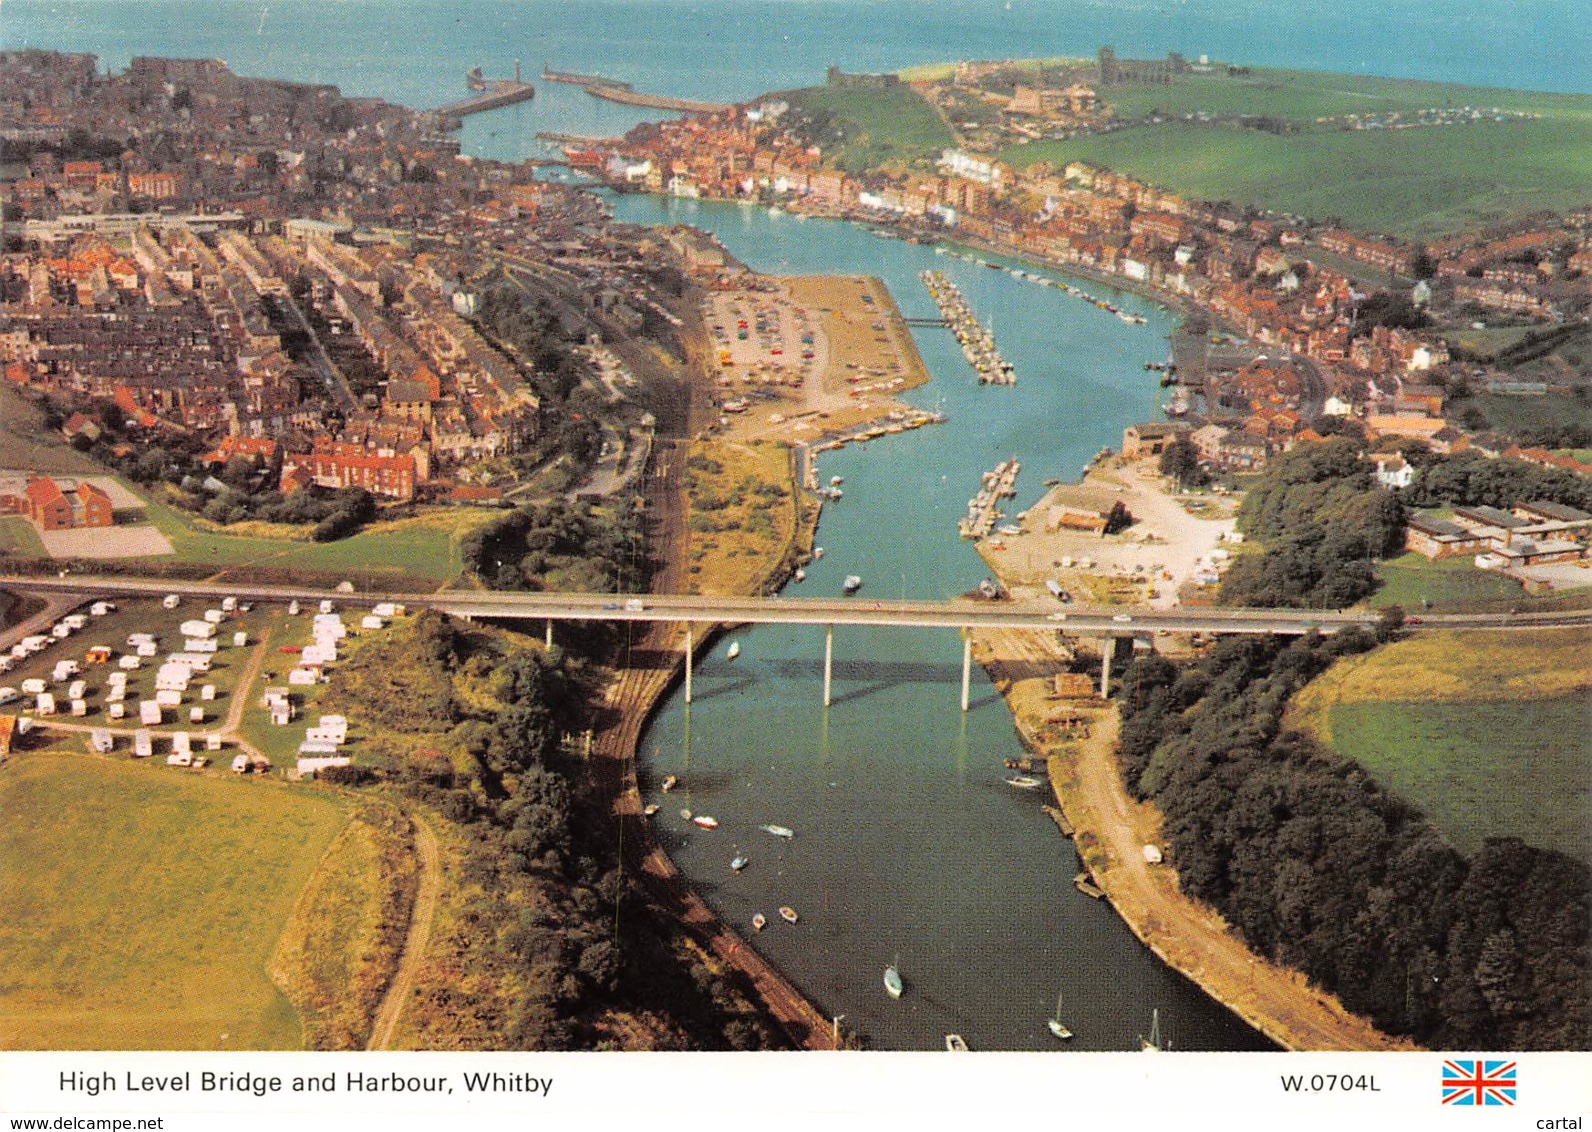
[
  {"left": 0, "top": 752, "right": 353, "bottom": 1049},
  {"left": 138, "top": 496, "right": 483, "bottom": 583},
  {"left": 1005, "top": 117, "right": 1592, "bottom": 239},
  {"left": 1324, "top": 698, "right": 1589, "bottom": 862},
  {"left": 1289, "top": 628, "right": 1592, "bottom": 862},
  {"left": 683, "top": 440, "right": 802, "bottom": 597},
  {"left": 1100, "top": 68, "right": 1592, "bottom": 125},
  {"left": 781, "top": 83, "right": 954, "bottom": 174},
  {"left": 1371, "top": 551, "right": 1531, "bottom": 610},
  {"left": 0, "top": 516, "right": 48, "bottom": 557},
  {"left": 1450, "top": 392, "right": 1592, "bottom": 439},
  {"left": 0, "top": 386, "right": 106, "bottom": 476}
]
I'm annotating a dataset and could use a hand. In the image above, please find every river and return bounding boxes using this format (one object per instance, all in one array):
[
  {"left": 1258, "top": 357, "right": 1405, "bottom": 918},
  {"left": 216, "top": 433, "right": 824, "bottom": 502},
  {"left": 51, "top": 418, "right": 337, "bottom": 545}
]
[{"left": 611, "top": 193, "right": 1272, "bottom": 1052}]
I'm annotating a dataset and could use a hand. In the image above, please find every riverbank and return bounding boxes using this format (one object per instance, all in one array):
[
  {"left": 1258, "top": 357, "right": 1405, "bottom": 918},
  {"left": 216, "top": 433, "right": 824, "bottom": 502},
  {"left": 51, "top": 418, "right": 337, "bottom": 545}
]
[{"left": 969, "top": 626, "right": 1413, "bottom": 1051}]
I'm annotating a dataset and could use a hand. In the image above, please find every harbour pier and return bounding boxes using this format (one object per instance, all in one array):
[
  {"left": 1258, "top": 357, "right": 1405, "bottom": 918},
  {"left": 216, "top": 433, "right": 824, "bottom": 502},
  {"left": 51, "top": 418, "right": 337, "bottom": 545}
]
[
  {"left": 542, "top": 65, "right": 731, "bottom": 114},
  {"left": 919, "top": 270, "right": 1015, "bottom": 384},
  {"left": 434, "top": 66, "right": 535, "bottom": 118}
]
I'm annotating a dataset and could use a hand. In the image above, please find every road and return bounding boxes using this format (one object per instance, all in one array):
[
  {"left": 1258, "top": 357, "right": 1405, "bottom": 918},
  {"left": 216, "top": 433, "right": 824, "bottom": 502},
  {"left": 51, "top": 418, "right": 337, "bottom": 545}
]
[{"left": 4, "top": 574, "right": 1588, "bottom": 637}]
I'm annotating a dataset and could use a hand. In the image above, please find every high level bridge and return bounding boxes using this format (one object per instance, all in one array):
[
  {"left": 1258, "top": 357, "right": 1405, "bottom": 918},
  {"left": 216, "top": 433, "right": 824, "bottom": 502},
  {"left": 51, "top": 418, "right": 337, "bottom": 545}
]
[{"left": 4, "top": 575, "right": 1580, "bottom": 706}]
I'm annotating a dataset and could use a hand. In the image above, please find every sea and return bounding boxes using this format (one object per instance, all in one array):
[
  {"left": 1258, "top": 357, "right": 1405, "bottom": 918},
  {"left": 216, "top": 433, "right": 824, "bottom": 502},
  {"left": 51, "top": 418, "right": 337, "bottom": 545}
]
[{"left": 2, "top": 0, "right": 1583, "bottom": 1053}]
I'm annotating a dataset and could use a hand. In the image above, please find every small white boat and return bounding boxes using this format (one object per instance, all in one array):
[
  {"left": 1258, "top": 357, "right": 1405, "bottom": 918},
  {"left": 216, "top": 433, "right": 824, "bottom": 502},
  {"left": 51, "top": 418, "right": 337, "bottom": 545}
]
[
  {"left": 693, "top": 815, "right": 720, "bottom": 830},
  {"left": 1048, "top": 992, "right": 1074, "bottom": 1040},
  {"left": 726, "top": 640, "right": 741, "bottom": 660},
  {"left": 1140, "top": 1008, "right": 1162, "bottom": 1052},
  {"left": 752, "top": 913, "right": 767, "bottom": 932},
  {"left": 830, "top": 475, "right": 844, "bottom": 486},
  {"left": 661, "top": 774, "right": 678, "bottom": 793},
  {"left": 884, "top": 957, "right": 903, "bottom": 999},
  {"left": 843, "top": 574, "right": 863, "bottom": 595},
  {"left": 731, "top": 853, "right": 749, "bottom": 872},
  {"left": 760, "top": 824, "right": 795, "bottom": 839},
  {"left": 643, "top": 803, "right": 659, "bottom": 816},
  {"left": 945, "top": 1034, "right": 969, "bottom": 1052},
  {"left": 1005, "top": 775, "right": 1043, "bottom": 790},
  {"left": 794, "top": 568, "right": 806, "bottom": 583},
  {"left": 779, "top": 906, "right": 799, "bottom": 924},
  {"left": 812, "top": 546, "right": 825, "bottom": 560}
]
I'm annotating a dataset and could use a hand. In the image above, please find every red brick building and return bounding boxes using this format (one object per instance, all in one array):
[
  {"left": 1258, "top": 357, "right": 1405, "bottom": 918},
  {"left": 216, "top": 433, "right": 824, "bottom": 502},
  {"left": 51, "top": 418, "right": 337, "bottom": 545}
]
[{"left": 15, "top": 476, "right": 115, "bottom": 530}]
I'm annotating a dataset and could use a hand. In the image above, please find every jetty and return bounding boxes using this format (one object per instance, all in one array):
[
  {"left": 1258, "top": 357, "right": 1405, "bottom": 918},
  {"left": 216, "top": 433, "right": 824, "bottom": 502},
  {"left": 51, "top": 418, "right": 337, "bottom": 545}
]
[
  {"left": 958, "top": 458, "right": 1019, "bottom": 540},
  {"left": 435, "top": 66, "right": 535, "bottom": 118},
  {"left": 542, "top": 65, "right": 730, "bottom": 114},
  {"left": 919, "top": 270, "right": 1015, "bottom": 385}
]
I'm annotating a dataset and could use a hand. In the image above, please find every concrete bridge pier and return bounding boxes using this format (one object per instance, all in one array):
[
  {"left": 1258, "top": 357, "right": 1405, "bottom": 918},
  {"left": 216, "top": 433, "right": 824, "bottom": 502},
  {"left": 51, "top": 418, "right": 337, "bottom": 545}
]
[
  {"left": 960, "top": 630, "right": 972, "bottom": 713},
  {"left": 1100, "top": 636, "right": 1117, "bottom": 697},
  {"left": 545, "top": 619, "right": 553, "bottom": 648},
  {"left": 684, "top": 625, "right": 694, "bottom": 704},
  {"left": 823, "top": 625, "right": 834, "bottom": 707}
]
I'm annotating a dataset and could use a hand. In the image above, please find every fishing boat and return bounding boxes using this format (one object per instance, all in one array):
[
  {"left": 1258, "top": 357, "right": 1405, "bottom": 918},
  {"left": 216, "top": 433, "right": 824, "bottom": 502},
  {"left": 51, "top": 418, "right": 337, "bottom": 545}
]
[
  {"left": 812, "top": 546, "right": 824, "bottom": 560},
  {"left": 1048, "top": 992, "right": 1074, "bottom": 1040},
  {"left": 752, "top": 913, "right": 767, "bottom": 932},
  {"left": 760, "top": 824, "right": 795, "bottom": 839},
  {"left": 794, "top": 568, "right": 806, "bottom": 582},
  {"left": 731, "top": 853, "right": 749, "bottom": 872},
  {"left": 726, "top": 640, "right": 741, "bottom": 660},
  {"left": 661, "top": 774, "right": 678, "bottom": 793},
  {"left": 1005, "top": 774, "right": 1043, "bottom": 790},
  {"left": 843, "top": 574, "right": 863, "bottom": 595},
  {"left": 643, "top": 803, "right": 659, "bottom": 816},
  {"left": 693, "top": 815, "right": 719, "bottom": 830},
  {"left": 945, "top": 1034, "right": 969, "bottom": 1052},
  {"left": 1140, "top": 1008, "right": 1162, "bottom": 1052},
  {"left": 884, "top": 957, "right": 904, "bottom": 999},
  {"left": 779, "top": 906, "right": 799, "bottom": 924},
  {"left": 830, "top": 475, "right": 844, "bottom": 486}
]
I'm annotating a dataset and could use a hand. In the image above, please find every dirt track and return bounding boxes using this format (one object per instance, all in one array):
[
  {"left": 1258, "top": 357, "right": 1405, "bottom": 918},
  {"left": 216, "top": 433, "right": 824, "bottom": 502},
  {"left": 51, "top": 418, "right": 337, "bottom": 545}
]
[{"left": 975, "top": 627, "right": 1413, "bottom": 1052}]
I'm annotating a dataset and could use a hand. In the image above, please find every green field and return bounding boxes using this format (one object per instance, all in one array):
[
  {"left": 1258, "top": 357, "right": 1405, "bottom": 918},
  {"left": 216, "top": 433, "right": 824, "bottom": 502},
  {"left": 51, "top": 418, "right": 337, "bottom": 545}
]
[
  {"left": 1326, "top": 697, "right": 1591, "bottom": 862},
  {"left": 1006, "top": 117, "right": 1592, "bottom": 239},
  {"left": 0, "top": 516, "right": 48, "bottom": 557},
  {"left": 1371, "top": 551, "right": 1532, "bottom": 610},
  {"left": 1449, "top": 392, "right": 1592, "bottom": 439},
  {"left": 138, "top": 496, "right": 481, "bottom": 583},
  {"left": 1289, "top": 628, "right": 1592, "bottom": 863},
  {"left": 781, "top": 83, "right": 954, "bottom": 173},
  {"left": 1099, "top": 68, "right": 1592, "bottom": 125},
  {"left": 0, "top": 386, "right": 106, "bottom": 476},
  {"left": 0, "top": 752, "right": 352, "bottom": 1048}
]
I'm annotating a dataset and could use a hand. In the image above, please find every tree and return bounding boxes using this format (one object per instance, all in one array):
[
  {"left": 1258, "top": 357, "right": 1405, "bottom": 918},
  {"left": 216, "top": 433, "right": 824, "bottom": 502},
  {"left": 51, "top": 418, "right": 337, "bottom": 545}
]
[{"left": 1158, "top": 437, "right": 1208, "bottom": 489}]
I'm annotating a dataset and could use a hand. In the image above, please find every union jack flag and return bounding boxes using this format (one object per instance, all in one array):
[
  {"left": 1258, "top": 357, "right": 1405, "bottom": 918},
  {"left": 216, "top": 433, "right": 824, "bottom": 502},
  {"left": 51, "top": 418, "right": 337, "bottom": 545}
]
[{"left": 1442, "top": 1059, "right": 1517, "bottom": 1106}]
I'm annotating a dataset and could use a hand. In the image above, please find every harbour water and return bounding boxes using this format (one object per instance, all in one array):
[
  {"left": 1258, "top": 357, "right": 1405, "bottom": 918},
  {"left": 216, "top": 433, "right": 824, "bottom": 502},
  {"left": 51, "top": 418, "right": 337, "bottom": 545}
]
[{"left": 614, "top": 192, "right": 1269, "bottom": 1051}]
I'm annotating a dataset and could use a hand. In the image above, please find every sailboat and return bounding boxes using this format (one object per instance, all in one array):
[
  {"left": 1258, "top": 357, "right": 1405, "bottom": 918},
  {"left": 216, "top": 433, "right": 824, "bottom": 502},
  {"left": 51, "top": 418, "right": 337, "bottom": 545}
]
[
  {"left": 1140, "top": 1008, "right": 1163, "bottom": 1052},
  {"left": 1047, "top": 992, "right": 1073, "bottom": 1040},
  {"left": 726, "top": 640, "right": 741, "bottom": 660},
  {"left": 884, "top": 955, "right": 904, "bottom": 999}
]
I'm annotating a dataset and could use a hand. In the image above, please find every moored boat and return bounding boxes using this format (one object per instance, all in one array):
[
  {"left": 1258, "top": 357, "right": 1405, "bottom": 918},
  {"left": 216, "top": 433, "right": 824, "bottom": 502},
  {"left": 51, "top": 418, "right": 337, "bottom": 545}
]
[
  {"left": 752, "top": 913, "right": 767, "bottom": 932},
  {"left": 726, "top": 640, "right": 741, "bottom": 660},
  {"left": 945, "top": 1034, "right": 969, "bottom": 1052},
  {"left": 693, "top": 814, "right": 719, "bottom": 829},
  {"left": 661, "top": 774, "right": 678, "bottom": 792},
  {"left": 779, "top": 906, "right": 799, "bottom": 924},
  {"left": 884, "top": 957, "right": 903, "bottom": 999},
  {"left": 1048, "top": 992, "right": 1074, "bottom": 1040},
  {"left": 760, "top": 823, "right": 795, "bottom": 839},
  {"left": 842, "top": 574, "right": 863, "bottom": 594},
  {"left": 643, "top": 803, "right": 659, "bottom": 816},
  {"left": 1005, "top": 775, "right": 1043, "bottom": 790},
  {"left": 731, "top": 853, "right": 749, "bottom": 872}
]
